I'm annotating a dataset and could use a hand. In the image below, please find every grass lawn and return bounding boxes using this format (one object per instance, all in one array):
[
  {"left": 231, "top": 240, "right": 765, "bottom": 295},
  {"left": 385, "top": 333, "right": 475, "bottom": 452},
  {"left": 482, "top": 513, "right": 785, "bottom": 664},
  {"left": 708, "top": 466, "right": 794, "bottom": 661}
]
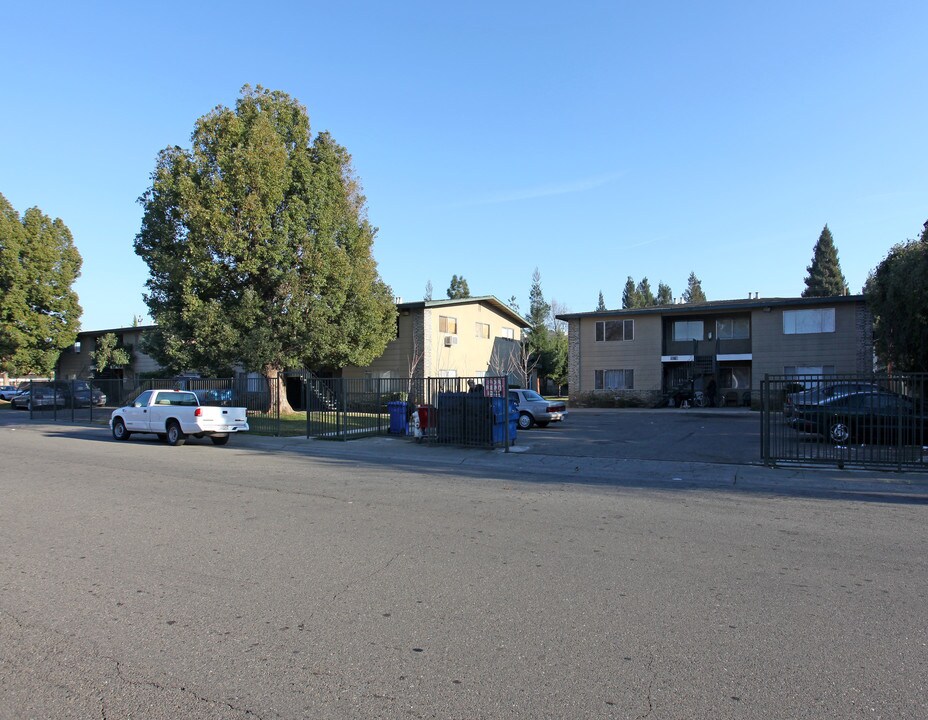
[{"left": 248, "top": 410, "right": 390, "bottom": 438}]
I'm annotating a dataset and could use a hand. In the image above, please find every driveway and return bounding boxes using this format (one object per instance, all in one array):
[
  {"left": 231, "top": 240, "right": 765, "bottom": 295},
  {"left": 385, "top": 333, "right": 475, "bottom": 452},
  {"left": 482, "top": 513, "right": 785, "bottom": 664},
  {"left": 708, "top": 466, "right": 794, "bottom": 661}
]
[{"left": 514, "top": 407, "right": 760, "bottom": 465}]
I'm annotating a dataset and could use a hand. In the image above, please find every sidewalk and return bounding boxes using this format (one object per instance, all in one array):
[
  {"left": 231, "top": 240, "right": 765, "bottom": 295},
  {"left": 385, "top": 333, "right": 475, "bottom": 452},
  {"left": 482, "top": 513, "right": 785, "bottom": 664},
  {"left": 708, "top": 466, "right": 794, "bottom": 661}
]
[
  {"left": 231, "top": 429, "right": 928, "bottom": 504},
  {"left": 3, "top": 410, "right": 926, "bottom": 503}
]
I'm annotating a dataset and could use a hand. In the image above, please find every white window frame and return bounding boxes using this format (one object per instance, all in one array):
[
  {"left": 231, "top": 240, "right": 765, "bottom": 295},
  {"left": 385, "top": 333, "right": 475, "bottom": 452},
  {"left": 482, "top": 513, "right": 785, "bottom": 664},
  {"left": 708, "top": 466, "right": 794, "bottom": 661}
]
[
  {"left": 439, "top": 315, "right": 458, "bottom": 334},
  {"left": 475, "top": 321, "right": 490, "bottom": 339}
]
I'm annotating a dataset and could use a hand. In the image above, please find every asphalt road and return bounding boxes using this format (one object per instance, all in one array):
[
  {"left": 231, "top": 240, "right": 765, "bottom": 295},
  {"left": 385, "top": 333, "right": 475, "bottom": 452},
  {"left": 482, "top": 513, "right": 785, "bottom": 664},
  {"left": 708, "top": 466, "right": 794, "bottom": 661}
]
[{"left": 1, "top": 423, "right": 926, "bottom": 719}]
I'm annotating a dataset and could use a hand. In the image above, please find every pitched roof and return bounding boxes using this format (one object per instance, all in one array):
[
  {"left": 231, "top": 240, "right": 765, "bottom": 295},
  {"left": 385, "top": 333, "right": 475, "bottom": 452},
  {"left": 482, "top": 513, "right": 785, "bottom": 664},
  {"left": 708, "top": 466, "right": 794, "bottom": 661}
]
[{"left": 398, "top": 295, "right": 529, "bottom": 327}]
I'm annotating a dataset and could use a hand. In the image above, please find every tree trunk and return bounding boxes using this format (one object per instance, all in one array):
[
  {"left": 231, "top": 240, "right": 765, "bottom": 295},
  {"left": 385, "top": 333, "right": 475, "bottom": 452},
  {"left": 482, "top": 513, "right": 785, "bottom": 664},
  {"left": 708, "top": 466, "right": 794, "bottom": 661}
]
[{"left": 264, "top": 365, "right": 296, "bottom": 415}]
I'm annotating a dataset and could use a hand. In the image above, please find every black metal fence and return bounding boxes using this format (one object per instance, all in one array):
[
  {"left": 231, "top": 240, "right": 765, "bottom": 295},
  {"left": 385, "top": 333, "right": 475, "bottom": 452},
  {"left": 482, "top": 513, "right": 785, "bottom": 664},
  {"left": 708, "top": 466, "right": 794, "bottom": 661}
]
[
  {"left": 10, "top": 373, "right": 514, "bottom": 449},
  {"left": 760, "top": 373, "right": 928, "bottom": 471},
  {"left": 305, "top": 374, "right": 514, "bottom": 448}
]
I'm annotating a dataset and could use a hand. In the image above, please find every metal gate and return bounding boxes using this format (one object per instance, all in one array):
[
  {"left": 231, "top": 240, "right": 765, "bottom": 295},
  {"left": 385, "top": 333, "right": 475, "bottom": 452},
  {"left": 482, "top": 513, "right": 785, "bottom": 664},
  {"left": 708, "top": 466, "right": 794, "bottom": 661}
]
[{"left": 760, "top": 373, "right": 928, "bottom": 471}]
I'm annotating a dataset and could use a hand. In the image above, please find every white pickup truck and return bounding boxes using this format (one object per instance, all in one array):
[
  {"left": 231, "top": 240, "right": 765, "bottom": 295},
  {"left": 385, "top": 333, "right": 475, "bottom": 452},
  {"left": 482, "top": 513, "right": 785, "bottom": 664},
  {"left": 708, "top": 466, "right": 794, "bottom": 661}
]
[{"left": 110, "top": 389, "right": 249, "bottom": 446}]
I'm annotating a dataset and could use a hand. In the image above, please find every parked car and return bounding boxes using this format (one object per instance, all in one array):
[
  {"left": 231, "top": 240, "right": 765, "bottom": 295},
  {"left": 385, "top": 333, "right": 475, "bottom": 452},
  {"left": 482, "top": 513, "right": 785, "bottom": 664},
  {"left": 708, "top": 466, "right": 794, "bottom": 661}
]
[
  {"left": 508, "top": 389, "right": 568, "bottom": 429},
  {"left": 0, "top": 385, "right": 18, "bottom": 401},
  {"left": 790, "top": 389, "right": 927, "bottom": 445},
  {"left": 11, "top": 384, "right": 66, "bottom": 410},
  {"left": 784, "top": 381, "right": 882, "bottom": 419}
]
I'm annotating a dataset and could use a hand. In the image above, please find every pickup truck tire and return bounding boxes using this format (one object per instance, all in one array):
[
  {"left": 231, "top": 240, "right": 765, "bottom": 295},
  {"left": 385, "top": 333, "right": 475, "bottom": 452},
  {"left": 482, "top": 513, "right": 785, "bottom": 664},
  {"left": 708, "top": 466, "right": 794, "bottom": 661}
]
[
  {"left": 112, "top": 418, "right": 131, "bottom": 441},
  {"left": 166, "top": 421, "right": 186, "bottom": 447},
  {"left": 210, "top": 435, "right": 230, "bottom": 446}
]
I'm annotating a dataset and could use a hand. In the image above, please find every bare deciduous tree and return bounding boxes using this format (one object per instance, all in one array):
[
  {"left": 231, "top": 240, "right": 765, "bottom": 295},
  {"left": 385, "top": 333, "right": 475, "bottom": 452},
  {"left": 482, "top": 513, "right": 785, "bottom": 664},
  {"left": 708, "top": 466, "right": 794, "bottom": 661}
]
[{"left": 489, "top": 338, "right": 538, "bottom": 390}]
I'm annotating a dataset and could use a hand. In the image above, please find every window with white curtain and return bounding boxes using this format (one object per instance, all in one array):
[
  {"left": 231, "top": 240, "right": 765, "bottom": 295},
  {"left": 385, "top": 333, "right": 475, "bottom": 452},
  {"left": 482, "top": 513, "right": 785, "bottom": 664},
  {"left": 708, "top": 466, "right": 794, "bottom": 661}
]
[{"left": 783, "top": 308, "right": 835, "bottom": 334}]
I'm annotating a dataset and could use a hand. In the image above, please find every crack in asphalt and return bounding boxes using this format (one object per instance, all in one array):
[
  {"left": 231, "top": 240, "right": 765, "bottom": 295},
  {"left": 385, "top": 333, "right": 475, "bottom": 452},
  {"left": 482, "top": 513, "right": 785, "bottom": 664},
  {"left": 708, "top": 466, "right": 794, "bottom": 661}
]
[
  {"left": 2, "top": 608, "right": 271, "bottom": 719},
  {"left": 110, "top": 658, "right": 273, "bottom": 719},
  {"left": 636, "top": 652, "right": 656, "bottom": 719},
  {"left": 333, "top": 551, "right": 402, "bottom": 601}
]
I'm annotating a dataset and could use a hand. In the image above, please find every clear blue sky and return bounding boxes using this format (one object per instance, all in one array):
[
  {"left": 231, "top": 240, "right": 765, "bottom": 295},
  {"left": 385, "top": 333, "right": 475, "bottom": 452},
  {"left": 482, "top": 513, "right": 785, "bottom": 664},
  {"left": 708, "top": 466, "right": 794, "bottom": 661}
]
[{"left": 2, "top": 1, "right": 925, "bottom": 331}]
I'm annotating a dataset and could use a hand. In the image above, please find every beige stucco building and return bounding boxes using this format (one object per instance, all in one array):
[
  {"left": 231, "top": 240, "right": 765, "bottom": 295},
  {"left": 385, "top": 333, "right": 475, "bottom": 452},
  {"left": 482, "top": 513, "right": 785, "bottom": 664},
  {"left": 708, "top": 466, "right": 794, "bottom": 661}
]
[
  {"left": 559, "top": 295, "right": 873, "bottom": 406},
  {"left": 342, "top": 296, "right": 528, "bottom": 382},
  {"left": 58, "top": 296, "right": 528, "bottom": 385}
]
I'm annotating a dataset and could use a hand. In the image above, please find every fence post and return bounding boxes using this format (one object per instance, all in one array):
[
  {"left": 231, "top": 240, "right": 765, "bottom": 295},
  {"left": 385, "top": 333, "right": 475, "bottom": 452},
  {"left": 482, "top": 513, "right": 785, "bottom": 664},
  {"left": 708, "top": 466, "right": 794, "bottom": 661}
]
[
  {"left": 305, "top": 371, "right": 310, "bottom": 439},
  {"left": 504, "top": 376, "right": 510, "bottom": 453},
  {"left": 760, "top": 376, "right": 769, "bottom": 466}
]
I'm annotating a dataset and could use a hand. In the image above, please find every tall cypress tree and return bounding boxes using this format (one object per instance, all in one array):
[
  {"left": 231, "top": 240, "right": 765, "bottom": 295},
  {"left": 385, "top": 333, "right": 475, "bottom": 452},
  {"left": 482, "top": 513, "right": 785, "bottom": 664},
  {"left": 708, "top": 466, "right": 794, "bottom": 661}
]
[
  {"left": 803, "top": 224, "right": 848, "bottom": 297},
  {"left": 596, "top": 291, "right": 606, "bottom": 311}
]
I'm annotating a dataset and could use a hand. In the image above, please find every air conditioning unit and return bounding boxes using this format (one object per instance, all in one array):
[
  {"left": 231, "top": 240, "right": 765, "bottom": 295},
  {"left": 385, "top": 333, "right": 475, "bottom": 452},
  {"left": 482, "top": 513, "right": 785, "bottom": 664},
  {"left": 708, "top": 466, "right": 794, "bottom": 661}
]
[{"left": 443, "top": 335, "right": 458, "bottom": 347}]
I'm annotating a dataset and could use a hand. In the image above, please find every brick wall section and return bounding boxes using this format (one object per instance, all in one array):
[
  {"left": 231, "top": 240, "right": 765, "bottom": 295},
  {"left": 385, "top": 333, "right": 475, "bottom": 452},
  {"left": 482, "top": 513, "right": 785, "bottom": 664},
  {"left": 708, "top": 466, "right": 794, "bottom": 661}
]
[
  {"left": 568, "top": 320, "right": 581, "bottom": 398},
  {"left": 856, "top": 302, "right": 875, "bottom": 373}
]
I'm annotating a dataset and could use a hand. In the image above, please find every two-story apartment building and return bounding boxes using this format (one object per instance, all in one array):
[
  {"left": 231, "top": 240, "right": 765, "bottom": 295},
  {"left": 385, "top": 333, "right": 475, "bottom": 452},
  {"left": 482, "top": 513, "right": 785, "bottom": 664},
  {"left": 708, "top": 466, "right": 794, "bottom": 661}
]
[
  {"left": 558, "top": 295, "right": 873, "bottom": 406},
  {"left": 57, "top": 296, "right": 528, "bottom": 385},
  {"left": 342, "top": 296, "right": 527, "bottom": 381}
]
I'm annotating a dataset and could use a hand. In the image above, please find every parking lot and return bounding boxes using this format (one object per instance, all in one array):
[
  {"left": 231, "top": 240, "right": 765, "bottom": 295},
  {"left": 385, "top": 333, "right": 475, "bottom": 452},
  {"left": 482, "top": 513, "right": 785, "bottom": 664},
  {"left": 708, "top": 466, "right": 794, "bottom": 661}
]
[{"left": 513, "top": 407, "right": 760, "bottom": 465}]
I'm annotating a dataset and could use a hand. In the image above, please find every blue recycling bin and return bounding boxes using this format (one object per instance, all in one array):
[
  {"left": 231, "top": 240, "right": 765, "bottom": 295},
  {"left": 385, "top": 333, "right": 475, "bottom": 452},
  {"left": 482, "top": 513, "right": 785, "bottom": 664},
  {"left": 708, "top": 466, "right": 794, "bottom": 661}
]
[
  {"left": 387, "top": 401, "right": 409, "bottom": 435},
  {"left": 490, "top": 396, "right": 518, "bottom": 446}
]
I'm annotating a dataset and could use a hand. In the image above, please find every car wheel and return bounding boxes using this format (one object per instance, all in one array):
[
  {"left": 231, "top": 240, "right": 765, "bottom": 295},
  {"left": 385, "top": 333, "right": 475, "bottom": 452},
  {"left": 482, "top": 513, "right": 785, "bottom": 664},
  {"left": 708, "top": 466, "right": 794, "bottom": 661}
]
[
  {"left": 829, "top": 421, "right": 851, "bottom": 445},
  {"left": 517, "top": 413, "right": 534, "bottom": 430},
  {"left": 535, "top": 421, "right": 550, "bottom": 428},
  {"left": 210, "top": 435, "right": 230, "bottom": 446},
  {"left": 111, "top": 418, "right": 131, "bottom": 441},
  {"left": 166, "top": 421, "right": 186, "bottom": 447}
]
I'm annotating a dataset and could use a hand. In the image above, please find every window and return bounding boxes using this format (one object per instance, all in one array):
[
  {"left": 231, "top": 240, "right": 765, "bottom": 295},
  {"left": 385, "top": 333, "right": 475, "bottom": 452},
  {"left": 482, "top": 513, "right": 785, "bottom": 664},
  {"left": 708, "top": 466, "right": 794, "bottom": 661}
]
[
  {"left": 783, "top": 308, "right": 835, "bottom": 334},
  {"left": 500, "top": 327, "right": 514, "bottom": 340},
  {"left": 673, "top": 320, "right": 704, "bottom": 341},
  {"left": 74, "top": 341, "right": 81, "bottom": 353},
  {"left": 719, "top": 367, "right": 751, "bottom": 389},
  {"left": 439, "top": 315, "right": 457, "bottom": 334},
  {"left": 595, "top": 369, "right": 634, "bottom": 390},
  {"left": 716, "top": 318, "right": 750, "bottom": 340},
  {"left": 133, "top": 390, "right": 153, "bottom": 408},
  {"left": 475, "top": 322, "right": 490, "bottom": 339},
  {"left": 595, "top": 319, "right": 634, "bottom": 342}
]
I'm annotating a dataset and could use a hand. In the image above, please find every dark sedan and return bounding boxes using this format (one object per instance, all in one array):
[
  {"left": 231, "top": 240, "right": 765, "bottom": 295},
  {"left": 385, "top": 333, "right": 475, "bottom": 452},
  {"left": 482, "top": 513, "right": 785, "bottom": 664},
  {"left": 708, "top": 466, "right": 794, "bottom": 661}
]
[{"left": 791, "top": 390, "right": 927, "bottom": 446}]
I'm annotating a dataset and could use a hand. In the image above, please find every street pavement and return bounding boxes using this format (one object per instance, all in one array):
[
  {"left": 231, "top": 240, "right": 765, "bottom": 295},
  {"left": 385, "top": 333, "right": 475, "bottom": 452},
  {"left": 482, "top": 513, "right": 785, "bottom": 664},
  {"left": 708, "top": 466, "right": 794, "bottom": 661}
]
[{"left": 0, "top": 416, "right": 926, "bottom": 719}]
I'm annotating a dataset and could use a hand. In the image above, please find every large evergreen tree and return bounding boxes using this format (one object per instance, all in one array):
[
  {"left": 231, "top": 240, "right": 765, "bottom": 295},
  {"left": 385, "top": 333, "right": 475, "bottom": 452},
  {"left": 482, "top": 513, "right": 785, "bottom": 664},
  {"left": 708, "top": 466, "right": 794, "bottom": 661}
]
[
  {"left": 803, "top": 224, "right": 848, "bottom": 297},
  {"left": 524, "top": 267, "right": 555, "bottom": 384},
  {"left": 656, "top": 282, "right": 673, "bottom": 305},
  {"left": 134, "top": 86, "right": 396, "bottom": 406},
  {"left": 622, "top": 276, "right": 640, "bottom": 309},
  {"left": 446, "top": 274, "right": 470, "bottom": 299},
  {"left": 596, "top": 291, "right": 606, "bottom": 311},
  {"left": 637, "top": 277, "right": 656, "bottom": 307},
  {"left": 0, "top": 193, "right": 82, "bottom": 375},
  {"left": 864, "top": 221, "right": 928, "bottom": 371},
  {"left": 681, "top": 272, "right": 707, "bottom": 303}
]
